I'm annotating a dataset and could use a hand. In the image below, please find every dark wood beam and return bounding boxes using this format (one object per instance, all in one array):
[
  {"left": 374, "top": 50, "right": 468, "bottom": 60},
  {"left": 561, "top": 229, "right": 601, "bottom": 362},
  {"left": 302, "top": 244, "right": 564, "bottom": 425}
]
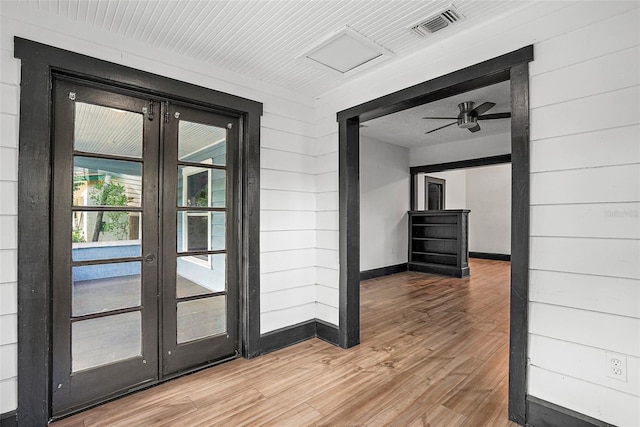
[
  {"left": 410, "top": 154, "right": 512, "bottom": 175},
  {"left": 338, "top": 117, "right": 360, "bottom": 349},
  {"left": 508, "top": 61, "right": 531, "bottom": 426}
]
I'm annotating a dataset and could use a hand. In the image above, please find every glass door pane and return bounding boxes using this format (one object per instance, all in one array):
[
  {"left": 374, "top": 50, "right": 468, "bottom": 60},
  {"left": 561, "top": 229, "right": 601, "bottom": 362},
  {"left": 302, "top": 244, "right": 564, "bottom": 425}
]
[
  {"left": 177, "top": 296, "right": 227, "bottom": 344},
  {"left": 72, "top": 311, "right": 142, "bottom": 372},
  {"left": 162, "top": 104, "right": 238, "bottom": 375},
  {"left": 72, "top": 261, "right": 141, "bottom": 316},
  {"left": 71, "top": 106, "right": 146, "bottom": 372},
  {"left": 52, "top": 80, "right": 159, "bottom": 417},
  {"left": 175, "top": 119, "right": 227, "bottom": 341}
]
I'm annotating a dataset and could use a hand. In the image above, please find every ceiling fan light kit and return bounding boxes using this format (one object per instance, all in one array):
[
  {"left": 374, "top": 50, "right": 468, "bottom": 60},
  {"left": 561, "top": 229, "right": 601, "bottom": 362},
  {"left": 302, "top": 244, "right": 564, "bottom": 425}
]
[
  {"left": 458, "top": 116, "right": 477, "bottom": 129},
  {"left": 423, "top": 100, "right": 510, "bottom": 134}
]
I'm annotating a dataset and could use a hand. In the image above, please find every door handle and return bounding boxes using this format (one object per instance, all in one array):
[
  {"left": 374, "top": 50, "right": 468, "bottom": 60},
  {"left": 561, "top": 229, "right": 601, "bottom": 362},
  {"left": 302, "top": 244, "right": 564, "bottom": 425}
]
[{"left": 144, "top": 253, "right": 156, "bottom": 264}]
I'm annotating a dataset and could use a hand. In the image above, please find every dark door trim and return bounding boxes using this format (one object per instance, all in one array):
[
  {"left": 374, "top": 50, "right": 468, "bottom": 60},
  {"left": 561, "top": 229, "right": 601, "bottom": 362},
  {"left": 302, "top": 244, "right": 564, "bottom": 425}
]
[
  {"left": 336, "top": 45, "right": 532, "bottom": 424},
  {"left": 14, "top": 37, "right": 262, "bottom": 426}
]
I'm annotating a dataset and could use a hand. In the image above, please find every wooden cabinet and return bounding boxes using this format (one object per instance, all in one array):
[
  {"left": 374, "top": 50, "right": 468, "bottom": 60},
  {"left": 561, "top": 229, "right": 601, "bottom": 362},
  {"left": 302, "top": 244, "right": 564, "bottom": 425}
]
[{"left": 408, "top": 210, "right": 470, "bottom": 278}]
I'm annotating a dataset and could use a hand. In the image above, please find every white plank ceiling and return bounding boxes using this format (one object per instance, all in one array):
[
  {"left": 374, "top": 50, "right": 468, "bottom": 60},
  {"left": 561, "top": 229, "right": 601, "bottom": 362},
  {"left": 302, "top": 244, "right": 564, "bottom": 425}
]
[{"left": 19, "top": 0, "right": 531, "bottom": 97}]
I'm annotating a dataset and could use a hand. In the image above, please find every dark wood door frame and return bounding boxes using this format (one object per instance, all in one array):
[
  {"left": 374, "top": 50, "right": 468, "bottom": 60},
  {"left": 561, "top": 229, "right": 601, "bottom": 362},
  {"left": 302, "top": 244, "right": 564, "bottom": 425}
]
[
  {"left": 336, "top": 46, "right": 533, "bottom": 425},
  {"left": 14, "top": 37, "right": 262, "bottom": 426}
]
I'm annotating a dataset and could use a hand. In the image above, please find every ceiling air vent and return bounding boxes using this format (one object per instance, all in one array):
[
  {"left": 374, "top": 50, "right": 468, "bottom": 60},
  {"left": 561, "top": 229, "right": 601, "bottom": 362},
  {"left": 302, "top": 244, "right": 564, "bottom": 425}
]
[{"left": 409, "top": 4, "right": 465, "bottom": 37}]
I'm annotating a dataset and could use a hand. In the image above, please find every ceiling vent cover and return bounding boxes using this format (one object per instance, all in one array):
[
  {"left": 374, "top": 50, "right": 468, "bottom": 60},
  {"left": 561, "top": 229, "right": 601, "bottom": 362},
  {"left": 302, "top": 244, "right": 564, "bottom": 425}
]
[{"left": 410, "top": 4, "right": 465, "bottom": 37}]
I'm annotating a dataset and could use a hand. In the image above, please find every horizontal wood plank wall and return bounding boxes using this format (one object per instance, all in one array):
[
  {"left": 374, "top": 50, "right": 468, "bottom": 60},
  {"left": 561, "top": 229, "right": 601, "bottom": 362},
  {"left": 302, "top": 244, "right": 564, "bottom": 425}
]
[
  {"left": 0, "top": 4, "right": 319, "bottom": 413},
  {"left": 528, "top": 5, "right": 640, "bottom": 427},
  {"left": 314, "top": 131, "right": 340, "bottom": 326},
  {"left": 260, "top": 119, "right": 318, "bottom": 333},
  {"left": 0, "top": 25, "right": 20, "bottom": 417}
]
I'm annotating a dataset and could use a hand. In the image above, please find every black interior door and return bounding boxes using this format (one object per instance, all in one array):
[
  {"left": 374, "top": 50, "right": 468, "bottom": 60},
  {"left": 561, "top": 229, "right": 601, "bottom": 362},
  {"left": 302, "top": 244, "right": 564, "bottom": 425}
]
[
  {"left": 51, "top": 80, "right": 240, "bottom": 416},
  {"left": 161, "top": 103, "right": 239, "bottom": 375},
  {"left": 51, "top": 80, "right": 160, "bottom": 415}
]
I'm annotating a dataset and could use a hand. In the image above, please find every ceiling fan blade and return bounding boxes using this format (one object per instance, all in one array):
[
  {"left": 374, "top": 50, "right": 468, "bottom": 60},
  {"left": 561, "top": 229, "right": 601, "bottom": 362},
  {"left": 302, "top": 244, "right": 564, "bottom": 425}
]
[
  {"left": 425, "top": 122, "right": 457, "bottom": 134},
  {"left": 468, "top": 124, "right": 481, "bottom": 133},
  {"left": 478, "top": 112, "right": 511, "bottom": 120},
  {"left": 470, "top": 102, "right": 495, "bottom": 116},
  {"left": 422, "top": 116, "right": 458, "bottom": 120}
]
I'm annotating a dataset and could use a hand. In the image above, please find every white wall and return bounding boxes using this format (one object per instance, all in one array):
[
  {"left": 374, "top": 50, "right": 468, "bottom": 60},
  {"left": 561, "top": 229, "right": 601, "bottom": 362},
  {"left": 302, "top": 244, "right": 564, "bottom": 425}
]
[
  {"left": 359, "top": 136, "right": 409, "bottom": 272},
  {"left": 422, "top": 170, "right": 467, "bottom": 210},
  {"left": 0, "top": 1, "right": 320, "bottom": 412},
  {"left": 315, "top": 2, "right": 640, "bottom": 425},
  {"left": 466, "top": 164, "right": 511, "bottom": 255},
  {"left": 410, "top": 132, "right": 511, "bottom": 166}
]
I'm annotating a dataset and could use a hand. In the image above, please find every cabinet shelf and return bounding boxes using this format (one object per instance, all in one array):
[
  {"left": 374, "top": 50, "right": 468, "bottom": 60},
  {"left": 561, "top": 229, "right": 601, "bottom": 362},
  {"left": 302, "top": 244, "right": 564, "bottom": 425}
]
[
  {"left": 412, "top": 224, "right": 454, "bottom": 227},
  {"left": 408, "top": 210, "right": 470, "bottom": 278},
  {"left": 412, "top": 237, "right": 456, "bottom": 242},
  {"left": 412, "top": 251, "right": 457, "bottom": 257}
]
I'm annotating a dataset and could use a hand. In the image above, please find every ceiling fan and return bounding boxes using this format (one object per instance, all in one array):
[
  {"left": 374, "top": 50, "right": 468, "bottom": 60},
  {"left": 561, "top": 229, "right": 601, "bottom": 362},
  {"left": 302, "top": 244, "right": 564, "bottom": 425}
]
[{"left": 423, "top": 101, "right": 511, "bottom": 134}]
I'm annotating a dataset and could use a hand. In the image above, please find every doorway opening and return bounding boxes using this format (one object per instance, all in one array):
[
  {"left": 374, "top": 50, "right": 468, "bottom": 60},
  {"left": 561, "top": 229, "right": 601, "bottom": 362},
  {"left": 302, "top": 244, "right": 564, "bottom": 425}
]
[
  {"left": 336, "top": 46, "right": 532, "bottom": 424},
  {"left": 15, "top": 38, "right": 262, "bottom": 425}
]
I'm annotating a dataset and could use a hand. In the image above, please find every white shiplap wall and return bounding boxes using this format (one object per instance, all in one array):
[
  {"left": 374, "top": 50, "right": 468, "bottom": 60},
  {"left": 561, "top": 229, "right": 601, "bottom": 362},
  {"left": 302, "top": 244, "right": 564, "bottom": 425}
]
[
  {"left": 0, "top": 39, "right": 19, "bottom": 414},
  {"left": 315, "top": 2, "right": 640, "bottom": 426},
  {"left": 314, "top": 127, "right": 340, "bottom": 325},
  {"left": 527, "top": 7, "right": 640, "bottom": 426},
  {"left": 0, "top": 2, "right": 319, "bottom": 412},
  {"left": 259, "top": 123, "right": 318, "bottom": 333}
]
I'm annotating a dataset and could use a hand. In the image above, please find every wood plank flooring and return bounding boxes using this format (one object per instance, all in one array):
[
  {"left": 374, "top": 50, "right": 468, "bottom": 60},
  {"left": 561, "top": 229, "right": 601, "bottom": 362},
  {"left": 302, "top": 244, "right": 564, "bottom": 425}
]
[{"left": 53, "top": 258, "right": 517, "bottom": 426}]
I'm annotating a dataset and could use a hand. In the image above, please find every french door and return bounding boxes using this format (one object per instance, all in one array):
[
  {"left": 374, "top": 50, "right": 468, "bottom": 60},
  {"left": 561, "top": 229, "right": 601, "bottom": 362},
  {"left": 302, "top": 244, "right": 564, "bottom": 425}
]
[{"left": 51, "top": 79, "right": 239, "bottom": 416}]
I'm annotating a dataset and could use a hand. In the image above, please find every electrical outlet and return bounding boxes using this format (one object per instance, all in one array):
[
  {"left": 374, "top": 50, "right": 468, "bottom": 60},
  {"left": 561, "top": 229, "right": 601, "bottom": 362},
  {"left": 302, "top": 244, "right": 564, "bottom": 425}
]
[{"left": 606, "top": 352, "right": 627, "bottom": 381}]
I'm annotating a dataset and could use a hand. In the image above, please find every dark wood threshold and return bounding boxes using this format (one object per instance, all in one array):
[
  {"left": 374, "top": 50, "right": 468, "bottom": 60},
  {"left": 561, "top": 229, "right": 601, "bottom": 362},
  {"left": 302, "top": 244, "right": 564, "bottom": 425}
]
[
  {"left": 360, "top": 263, "right": 408, "bottom": 281},
  {"left": 0, "top": 411, "right": 17, "bottom": 427},
  {"left": 469, "top": 252, "right": 511, "bottom": 261},
  {"left": 526, "top": 396, "right": 616, "bottom": 427},
  {"left": 259, "top": 319, "right": 340, "bottom": 355}
]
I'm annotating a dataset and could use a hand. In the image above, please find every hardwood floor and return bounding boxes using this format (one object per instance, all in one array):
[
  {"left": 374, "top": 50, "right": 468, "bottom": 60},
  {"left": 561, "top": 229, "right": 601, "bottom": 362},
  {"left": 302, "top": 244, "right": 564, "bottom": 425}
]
[{"left": 53, "top": 258, "right": 517, "bottom": 426}]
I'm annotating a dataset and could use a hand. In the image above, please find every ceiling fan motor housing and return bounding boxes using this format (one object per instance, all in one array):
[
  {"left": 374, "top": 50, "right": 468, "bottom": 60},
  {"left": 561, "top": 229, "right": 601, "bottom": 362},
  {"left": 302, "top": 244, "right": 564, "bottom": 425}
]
[{"left": 457, "top": 101, "right": 478, "bottom": 128}]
